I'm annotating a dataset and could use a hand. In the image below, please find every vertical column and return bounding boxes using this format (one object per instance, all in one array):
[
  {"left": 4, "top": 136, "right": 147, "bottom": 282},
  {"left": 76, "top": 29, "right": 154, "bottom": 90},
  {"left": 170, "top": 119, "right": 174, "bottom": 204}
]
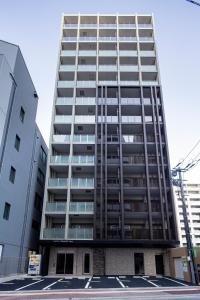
[
  {"left": 136, "top": 14, "right": 153, "bottom": 239},
  {"left": 104, "top": 86, "right": 108, "bottom": 239},
  {"left": 151, "top": 87, "right": 166, "bottom": 239}
]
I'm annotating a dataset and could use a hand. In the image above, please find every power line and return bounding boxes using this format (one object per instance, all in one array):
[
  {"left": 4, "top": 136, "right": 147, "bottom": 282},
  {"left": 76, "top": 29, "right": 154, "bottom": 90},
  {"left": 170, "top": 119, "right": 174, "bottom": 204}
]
[
  {"left": 185, "top": 0, "right": 200, "bottom": 7},
  {"left": 175, "top": 138, "right": 200, "bottom": 168}
]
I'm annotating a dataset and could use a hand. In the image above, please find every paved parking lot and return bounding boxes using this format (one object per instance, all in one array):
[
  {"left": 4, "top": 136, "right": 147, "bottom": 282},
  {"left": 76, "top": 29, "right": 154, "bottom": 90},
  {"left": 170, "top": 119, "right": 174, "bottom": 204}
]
[{"left": 0, "top": 275, "right": 192, "bottom": 292}]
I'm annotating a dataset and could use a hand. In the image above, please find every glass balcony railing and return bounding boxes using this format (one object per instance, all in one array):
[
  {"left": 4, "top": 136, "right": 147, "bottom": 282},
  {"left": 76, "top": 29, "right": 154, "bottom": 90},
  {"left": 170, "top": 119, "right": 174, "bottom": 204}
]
[
  {"left": 63, "top": 37, "right": 77, "bottom": 41},
  {"left": 50, "top": 156, "right": 69, "bottom": 164},
  {"left": 99, "top": 36, "right": 117, "bottom": 41},
  {"left": 69, "top": 202, "right": 94, "bottom": 213},
  {"left": 78, "top": 50, "right": 97, "bottom": 56},
  {"left": 98, "top": 65, "right": 117, "bottom": 71},
  {"left": 141, "top": 65, "right": 157, "bottom": 72},
  {"left": 123, "top": 156, "right": 145, "bottom": 164},
  {"left": 121, "top": 98, "right": 140, "bottom": 105},
  {"left": 98, "top": 116, "right": 118, "bottom": 123},
  {"left": 99, "top": 50, "right": 117, "bottom": 56},
  {"left": 46, "top": 202, "right": 67, "bottom": 212},
  {"left": 142, "top": 81, "right": 159, "bottom": 86},
  {"left": 68, "top": 227, "right": 93, "bottom": 240},
  {"left": 120, "top": 81, "right": 140, "bottom": 86},
  {"left": 54, "top": 115, "right": 73, "bottom": 123},
  {"left": 71, "top": 178, "right": 94, "bottom": 188},
  {"left": 52, "top": 135, "right": 70, "bottom": 143},
  {"left": 56, "top": 98, "right": 74, "bottom": 105},
  {"left": 140, "top": 50, "right": 155, "bottom": 57},
  {"left": 73, "top": 135, "right": 95, "bottom": 143},
  {"left": 119, "top": 24, "right": 136, "bottom": 28},
  {"left": 71, "top": 156, "right": 95, "bottom": 164},
  {"left": 43, "top": 228, "right": 65, "bottom": 239},
  {"left": 143, "top": 98, "right": 151, "bottom": 105},
  {"left": 75, "top": 97, "right": 96, "bottom": 105},
  {"left": 119, "top": 50, "right": 137, "bottom": 56},
  {"left": 121, "top": 116, "right": 142, "bottom": 123},
  {"left": 80, "top": 23, "right": 97, "bottom": 28},
  {"left": 76, "top": 81, "right": 96, "bottom": 88},
  {"left": 122, "top": 135, "right": 143, "bottom": 143},
  {"left": 78, "top": 65, "right": 96, "bottom": 71},
  {"left": 79, "top": 36, "right": 97, "bottom": 41},
  {"left": 139, "top": 37, "right": 154, "bottom": 42},
  {"left": 57, "top": 81, "right": 75, "bottom": 88},
  {"left": 61, "top": 50, "right": 76, "bottom": 56},
  {"left": 48, "top": 178, "right": 68, "bottom": 187},
  {"left": 120, "top": 65, "right": 139, "bottom": 71},
  {"left": 74, "top": 115, "right": 95, "bottom": 123},
  {"left": 63, "top": 24, "right": 78, "bottom": 28},
  {"left": 99, "top": 23, "right": 117, "bottom": 28},
  {"left": 138, "top": 24, "right": 152, "bottom": 28},
  {"left": 98, "top": 80, "right": 118, "bottom": 86},
  {"left": 59, "top": 65, "right": 76, "bottom": 72},
  {"left": 119, "top": 36, "right": 137, "bottom": 41}
]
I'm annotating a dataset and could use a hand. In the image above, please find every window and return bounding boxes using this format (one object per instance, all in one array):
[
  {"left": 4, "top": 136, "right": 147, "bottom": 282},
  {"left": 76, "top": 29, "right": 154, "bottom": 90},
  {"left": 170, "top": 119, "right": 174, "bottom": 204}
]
[
  {"left": 31, "top": 219, "right": 40, "bottom": 232},
  {"left": 40, "top": 146, "right": 47, "bottom": 164},
  {"left": 34, "top": 193, "right": 42, "bottom": 212},
  {"left": 20, "top": 107, "right": 25, "bottom": 122},
  {"left": 9, "top": 166, "right": 16, "bottom": 183},
  {"left": 80, "top": 90, "right": 85, "bottom": 96},
  {"left": 37, "top": 168, "right": 45, "bottom": 186},
  {"left": 0, "top": 245, "right": 3, "bottom": 261},
  {"left": 3, "top": 202, "right": 11, "bottom": 220},
  {"left": 14, "top": 135, "right": 21, "bottom": 151}
]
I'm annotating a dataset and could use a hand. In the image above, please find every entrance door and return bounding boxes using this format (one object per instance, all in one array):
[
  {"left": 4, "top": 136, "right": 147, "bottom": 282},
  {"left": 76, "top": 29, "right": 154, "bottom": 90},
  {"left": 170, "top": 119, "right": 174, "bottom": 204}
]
[
  {"left": 56, "top": 253, "right": 65, "bottom": 274},
  {"left": 155, "top": 254, "right": 164, "bottom": 275},
  {"left": 134, "top": 253, "right": 144, "bottom": 275},
  {"left": 174, "top": 258, "right": 184, "bottom": 279},
  {"left": 65, "top": 253, "right": 74, "bottom": 274},
  {"left": 56, "top": 253, "right": 74, "bottom": 274}
]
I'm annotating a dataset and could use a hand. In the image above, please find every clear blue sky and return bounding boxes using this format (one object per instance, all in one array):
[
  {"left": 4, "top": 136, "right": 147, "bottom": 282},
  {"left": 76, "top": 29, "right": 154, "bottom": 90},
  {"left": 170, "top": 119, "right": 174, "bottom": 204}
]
[{"left": 1, "top": 0, "right": 200, "bottom": 181}]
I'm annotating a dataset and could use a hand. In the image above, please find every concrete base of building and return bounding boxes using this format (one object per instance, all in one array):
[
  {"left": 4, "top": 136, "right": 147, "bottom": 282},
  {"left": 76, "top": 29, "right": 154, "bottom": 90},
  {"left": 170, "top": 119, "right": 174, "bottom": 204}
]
[{"left": 48, "top": 247, "right": 171, "bottom": 276}]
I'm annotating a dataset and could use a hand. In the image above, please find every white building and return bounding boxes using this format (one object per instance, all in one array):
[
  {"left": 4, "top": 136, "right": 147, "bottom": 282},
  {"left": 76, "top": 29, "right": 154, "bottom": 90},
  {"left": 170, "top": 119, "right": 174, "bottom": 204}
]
[{"left": 174, "top": 183, "right": 200, "bottom": 247}]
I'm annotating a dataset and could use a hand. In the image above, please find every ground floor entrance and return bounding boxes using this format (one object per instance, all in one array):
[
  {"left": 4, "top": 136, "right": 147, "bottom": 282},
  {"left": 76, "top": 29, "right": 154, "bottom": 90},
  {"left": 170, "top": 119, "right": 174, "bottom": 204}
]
[{"left": 47, "top": 247, "right": 169, "bottom": 276}]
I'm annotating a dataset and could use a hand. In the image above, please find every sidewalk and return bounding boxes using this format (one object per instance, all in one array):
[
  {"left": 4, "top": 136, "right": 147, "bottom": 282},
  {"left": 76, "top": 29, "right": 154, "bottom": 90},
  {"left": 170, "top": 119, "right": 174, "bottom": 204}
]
[{"left": 0, "top": 274, "right": 27, "bottom": 283}]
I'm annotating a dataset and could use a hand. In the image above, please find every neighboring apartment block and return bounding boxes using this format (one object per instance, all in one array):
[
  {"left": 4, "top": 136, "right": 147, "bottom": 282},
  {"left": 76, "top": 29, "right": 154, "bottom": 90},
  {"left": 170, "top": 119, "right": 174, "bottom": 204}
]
[
  {"left": 174, "top": 183, "right": 200, "bottom": 247},
  {"left": 0, "top": 40, "right": 47, "bottom": 276},
  {"left": 40, "top": 14, "right": 178, "bottom": 276}
]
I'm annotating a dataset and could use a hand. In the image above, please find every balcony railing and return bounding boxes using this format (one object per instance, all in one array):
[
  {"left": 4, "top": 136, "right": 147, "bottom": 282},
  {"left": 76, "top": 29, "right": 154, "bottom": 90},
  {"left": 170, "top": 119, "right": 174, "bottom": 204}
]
[
  {"left": 98, "top": 65, "right": 117, "bottom": 71},
  {"left": 99, "top": 23, "right": 117, "bottom": 28},
  {"left": 124, "top": 228, "right": 150, "bottom": 239},
  {"left": 75, "top": 115, "right": 95, "bottom": 123},
  {"left": 99, "top": 50, "right": 117, "bottom": 56},
  {"left": 78, "top": 50, "right": 97, "bottom": 56},
  {"left": 121, "top": 116, "right": 142, "bottom": 123},
  {"left": 57, "top": 81, "right": 75, "bottom": 88},
  {"left": 79, "top": 36, "right": 97, "bottom": 41},
  {"left": 122, "top": 135, "right": 143, "bottom": 143},
  {"left": 48, "top": 178, "right": 68, "bottom": 187},
  {"left": 98, "top": 116, "right": 118, "bottom": 123},
  {"left": 46, "top": 202, "right": 67, "bottom": 212},
  {"left": 123, "top": 156, "right": 145, "bottom": 164},
  {"left": 75, "top": 97, "right": 96, "bottom": 105},
  {"left": 98, "top": 80, "right": 118, "bottom": 86},
  {"left": 121, "top": 98, "right": 140, "bottom": 105},
  {"left": 78, "top": 65, "right": 96, "bottom": 71},
  {"left": 139, "top": 37, "right": 154, "bottom": 42},
  {"left": 73, "top": 135, "right": 95, "bottom": 143},
  {"left": 138, "top": 24, "right": 152, "bottom": 28},
  {"left": 140, "top": 50, "right": 155, "bottom": 57},
  {"left": 79, "top": 23, "right": 97, "bottom": 28},
  {"left": 71, "top": 178, "right": 94, "bottom": 188},
  {"left": 61, "top": 50, "right": 76, "bottom": 56},
  {"left": 59, "top": 65, "right": 76, "bottom": 72},
  {"left": 68, "top": 227, "right": 93, "bottom": 240},
  {"left": 51, "top": 156, "right": 69, "bottom": 164},
  {"left": 52, "top": 135, "right": 70, "bottom": 143},
  {"left": 43, "top": 228, "right": 65, "bottom": 239},
  {"left": 54, "top": 115, "right": 73, "bottom": 123},
  {"left": 119, "top": 24, "right": 136, "bottom": 28},
  {"left": 69, "top": 202, "right": 94, "bottom": 213},
  {"left": 123, "top": 178, "right": 146, "bottom": 187},
  {"left": 76, "top": 81, "right": 96, "bottom": 88},
  {"left": 99, "top": 36, "right": 117, "bottom": 41},
  {"left": 120, "top": 81, "right": 140, "bottom": 86},
  {"left": 119, "top": 36, "right": 137, "bottom": 41},
  {"left": 56, "top": 98, "right": 74, "bottom": 105},
  {"left": 71, "top": 156, "right": 95, "bottom": 164},
  {"left": 119, "top": 50, "right": 137, "bottom": 56}
]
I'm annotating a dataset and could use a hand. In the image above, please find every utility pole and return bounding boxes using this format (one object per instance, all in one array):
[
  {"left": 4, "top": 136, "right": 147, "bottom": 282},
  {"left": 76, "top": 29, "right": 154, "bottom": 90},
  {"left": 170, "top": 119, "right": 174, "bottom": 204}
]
[{"left": 172, "top": 167, "right": 199, "bottom": 285}]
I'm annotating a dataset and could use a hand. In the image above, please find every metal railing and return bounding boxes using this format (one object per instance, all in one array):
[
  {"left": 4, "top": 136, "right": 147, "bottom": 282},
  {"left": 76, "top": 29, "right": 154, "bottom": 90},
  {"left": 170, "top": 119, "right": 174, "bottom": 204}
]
[
  {"left": 73, "top": 135, "right": 95, "bottom": 143},
  {"left": 121, "top": 116, "right": 142, "bottom": 123},
  {"left": 48, "top": 178, "right": 68, "bottom": 187},
  {"left": 52, "top": 135, "right": 70, "bottom": 143},
  {"left": 121, "top": 98, "right": 140, "bottom": 105},
  {"left": 71, "top": 178, "right": 94, "bottom": 188},
  {"left": 122, "top": 135, "right": 143, "bottom": 143},
  {"left": 75, "top": 97, "right": 96, "bottom": 105},
  {"left": 51, "top": 156, "right": 69, "bottom": 164},
  {"left": 71, "top": 156, "right": 95, "bottom": 164},
  {"left": 54, "top": 115, "right": 73, "bottom": 123},
  {"left": 56, "top": 98, "right": 74, "bottom": 105}
]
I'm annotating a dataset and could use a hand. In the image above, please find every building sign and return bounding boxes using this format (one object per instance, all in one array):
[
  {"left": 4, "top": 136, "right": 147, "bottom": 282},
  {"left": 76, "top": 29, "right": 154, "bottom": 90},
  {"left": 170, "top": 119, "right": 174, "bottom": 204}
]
[{"left": 28, "top": 254, "right": 41, "bottom": 275}]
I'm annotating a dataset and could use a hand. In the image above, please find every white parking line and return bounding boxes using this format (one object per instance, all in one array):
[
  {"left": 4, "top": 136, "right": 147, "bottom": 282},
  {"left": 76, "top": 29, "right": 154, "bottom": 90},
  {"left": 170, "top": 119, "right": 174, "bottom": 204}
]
[
  {"left": 116, "top": 276, "right": 125, "bottom": 288},
  {"left": 15, "top": 279, "right": 44, "bottom": 291},
  {"left": 43, "top": 278, "right": 62, "bottom": 290},
  {"left": 164, "top": 277, "right": 188, "bottom": 286},
  {"left": 84, "top": 277, "right": 92, "bottom": 289},
  {"left": 142, "top": 276, "right": 159, "bottom": 287}
]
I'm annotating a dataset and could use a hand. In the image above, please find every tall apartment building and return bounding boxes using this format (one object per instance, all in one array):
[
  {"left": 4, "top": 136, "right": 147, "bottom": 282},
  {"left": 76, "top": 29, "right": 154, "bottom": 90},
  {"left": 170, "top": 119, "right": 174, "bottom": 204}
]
[
  {"left": 40, "top": 14, "right": 178, "bottom": 276},
  {"left": 174, "top": 183, "right": 200, "bottom": 247},
  {"left": 0, "top": 40, "right": 47, "bottom": 276}
]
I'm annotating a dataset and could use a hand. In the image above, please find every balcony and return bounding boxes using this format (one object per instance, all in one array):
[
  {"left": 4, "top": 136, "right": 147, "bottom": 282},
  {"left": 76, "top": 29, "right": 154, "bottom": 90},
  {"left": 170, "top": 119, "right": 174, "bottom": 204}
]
[
  {"left": 61, "top": 50, "right": 76, "bottom": 56},
  {"left": 75, "top": 97, "right": 96, "bottom": 105},
  {"left": 63, "top": 24, "right": 78, "bottom": 29},
  {"left": 120, "top": 81, "right": 140, "bottom": 86},
  {"left": 71, "top": 178, "right": 94, "bottom": 188},
  {"left": 141, "top": 65, "right": 157, "bottom": 72},
  {"left": 51, "top": 155, "right": 69, "bottom": 164},
  {"left": 79, "top": 37, "right": 97, "bottom": 41},
  {"left": 57, "top": 81, "right": 75, "bottom": 88},
  {"left": 138, "top": 24, "right": 152, "bottom": 29},
  {"left": 56, "top": 98, "right": 74, "bottom": 105},
  {"left": 119, "top": 36, "right": 137, "bottom": 41},
  {"left": 99, "top": 36, "right": 117, "bottom": 41},
  {"left": 69, "top": 202, "right": 94, "bottom": 214},
  {"left": 118, "top": 24, "right": 136, "bottom": 28},
  {"left": 99, "top": 24, "right": 117, "bottom": 28},
  {"left": 98, "top": 65, "right": 117, "bottom": 72},
  {"left": 99, "top": 50, "right": 117, "bottom": 56},
  {"left": 124, "top": 228, "right": 150, "bottom": 239},
  {"left": 74, "top": 115, "right": 95, "bottom": 124},
  {"left": 121, "top": 98, "right": 140, "bottom": 105},
  {"left": 59, "top": 65, "right": 76, "bottom": 72},
  {"left": 71, "top": 156, "right": 95, "bottom": 164},
  {"left": 98, "top": 80, "right": 118, "bottom": 86},
  {"left": 123, "top": 155, "right": 145, "bottom": 164},
  {"left": 124, "top": 177, "right": 146, "bottom": 188},
  {"left": 78, "top": 50, "right": 97, "bottom": 56},
  {"left": 54, "top": 115, "right": 73, "bottom": 124},
  {"left": 76, "top": 81, "right": 96, "bottom": 88},
  {"left": 121, "top": 116, "right": 142, "bottom": 123},
  {"left": 140, "top": 51, "right": 155, "bottom": 57},
  {"left": 46, "top": 202, "right": 67, "bottom": 213},
  {"left": 52, "top": 135, "right": 70, "bottom": 143},
  {"left": 73, "top": 135, "right": 95, "bottom": 143},
  {"left": 43, "top": 228, "right": 65, "bottom": 239},
  {"left": 48, "top": 178, "right": 68, "bottom": 187},
  {"left": 119, "top": 51, "right": 137, "bottom": 57},
  {"left": 79, "top": 23, "right": 97, "bottom": 28},
  {"left": 68, "top": 227, "right": 93, "bottom": 240},
  {"left": 139, "top": 37, "right": 154, "bottom": 42},
  {"left": 120, "top": 65, "right": 139, "bottom": 72},
  {"left": 98, "top": 116, "right": 118, "bottom": 123},
  {"left": 63, "top": 37, "right": 77, "bottom": 42},
  {"left": 78, "top": 65, "right": 96, "bottom": 72},
  {"left": 122, "top": 135, "right": 143, "bottom": 143}
]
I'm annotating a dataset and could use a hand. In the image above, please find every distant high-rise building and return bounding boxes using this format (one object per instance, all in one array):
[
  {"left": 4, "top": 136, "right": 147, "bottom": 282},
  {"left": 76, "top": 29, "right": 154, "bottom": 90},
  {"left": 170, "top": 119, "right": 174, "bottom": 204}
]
[
  {"left": 0, "top": 40, "right": 47, "bottom": 276},
  {"left": 174, "top": 183, "right": 200, "bottom": 247},
  {"left": 40, "top": 14, "right": 178, "bottom": 276}
]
